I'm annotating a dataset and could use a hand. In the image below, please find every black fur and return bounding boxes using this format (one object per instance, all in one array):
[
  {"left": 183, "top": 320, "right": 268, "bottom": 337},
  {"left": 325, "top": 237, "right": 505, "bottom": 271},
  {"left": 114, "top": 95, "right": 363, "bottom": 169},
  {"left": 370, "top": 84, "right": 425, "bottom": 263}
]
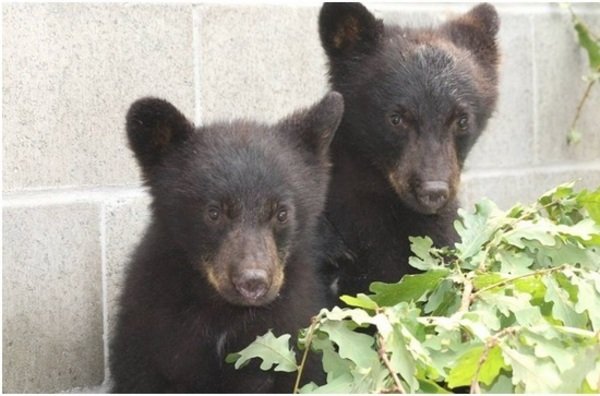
[
  {"left": 319, "top": 3, "right": 500, "bottom": 296},
  {"left": 110, "top": 93, "right": 344, "bottom": 392}
]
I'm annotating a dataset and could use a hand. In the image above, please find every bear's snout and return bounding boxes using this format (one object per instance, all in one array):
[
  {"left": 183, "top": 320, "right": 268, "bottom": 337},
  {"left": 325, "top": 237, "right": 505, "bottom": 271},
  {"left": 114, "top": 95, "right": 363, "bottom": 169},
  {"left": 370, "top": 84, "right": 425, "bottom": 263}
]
[
  {"left": 232, "top": 269, "right": 269, "bottom": 301},
  {"left": 415, "top": 181, "right": 450, "bottom": 213},
  {"left": 203, "top": 228, "right": 286, "bottom": 307}
]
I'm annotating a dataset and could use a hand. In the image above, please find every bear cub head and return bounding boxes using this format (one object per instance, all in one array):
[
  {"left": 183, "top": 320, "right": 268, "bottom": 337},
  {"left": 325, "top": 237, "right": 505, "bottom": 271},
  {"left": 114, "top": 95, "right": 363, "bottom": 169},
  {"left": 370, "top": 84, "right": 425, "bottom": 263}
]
[
  {"left": 320, "top": 3, "right": 500, "bottom": 214},
  {"left": 126, "top": 93, "right": 343, "bottom": 307}
]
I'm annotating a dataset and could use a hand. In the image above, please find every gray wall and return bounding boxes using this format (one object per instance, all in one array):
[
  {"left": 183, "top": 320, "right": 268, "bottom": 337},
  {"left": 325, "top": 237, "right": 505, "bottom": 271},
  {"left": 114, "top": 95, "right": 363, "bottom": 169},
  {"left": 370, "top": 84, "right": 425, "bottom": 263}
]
[{"left": 3, "top": 2, "right": 599, "bottom": 393}]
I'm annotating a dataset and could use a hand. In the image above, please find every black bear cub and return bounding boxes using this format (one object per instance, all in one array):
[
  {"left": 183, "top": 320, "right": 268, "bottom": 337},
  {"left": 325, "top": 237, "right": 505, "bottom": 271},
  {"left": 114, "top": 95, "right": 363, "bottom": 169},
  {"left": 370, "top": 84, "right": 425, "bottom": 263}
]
[
  {"left": 319, "top": 3, "right": 500, "bottom": 295},
  {"left": 109, "top": 92, "right": 344, "bottom": 392}
]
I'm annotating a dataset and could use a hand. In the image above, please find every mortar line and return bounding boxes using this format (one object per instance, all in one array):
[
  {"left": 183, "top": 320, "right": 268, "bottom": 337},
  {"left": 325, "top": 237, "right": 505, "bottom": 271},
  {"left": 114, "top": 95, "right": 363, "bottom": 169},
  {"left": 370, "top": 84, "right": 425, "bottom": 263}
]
[
  {"left": 99, "top": 203, "right": 110, "bottom": 388},
  {"left": 530, "top": 13, "right": 540, "bottom": 165},
  {"left": 192, "top": 5, "right": 203, "bottom": 125},
  {"left": 461, "top": 161, "right": 600, "bottom": 182},
  {"left": 3, "top": 185, "right": 148, "bottom": 207}
]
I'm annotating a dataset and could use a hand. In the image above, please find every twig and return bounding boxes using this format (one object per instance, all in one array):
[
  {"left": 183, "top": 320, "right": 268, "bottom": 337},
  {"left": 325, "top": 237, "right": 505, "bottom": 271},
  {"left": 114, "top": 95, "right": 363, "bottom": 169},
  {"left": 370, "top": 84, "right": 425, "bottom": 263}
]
[
  {"left": 470, "top": 264, "right": 569, "bottom": 301},
  {"left": 470, "top": 340, "right": 495, "bottom": 394},
  {"left": 569, "top": 80, "right": 596, "bottom": 138},
  {"left": 377, "top": 334, "right": 407, "bottom": 394},
  {"left": 468, "top": 327, "right": 521, "bottom": 392},
  {"left": 293, "top": 315, "right": 320, "bottom": 394},
  {"left": 459, "top": 278, "right": 474, "bottom": 313}
]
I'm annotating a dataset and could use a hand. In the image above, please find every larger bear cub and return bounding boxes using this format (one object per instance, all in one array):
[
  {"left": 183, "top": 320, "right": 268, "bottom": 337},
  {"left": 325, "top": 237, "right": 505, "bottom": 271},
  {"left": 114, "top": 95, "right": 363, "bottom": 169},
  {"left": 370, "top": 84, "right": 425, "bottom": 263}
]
[
  {"left": 319, "top": 3, "right": 500, "bottom": 295},
  {"left": 110, "top": 93, "right": 343, "bottom": 392}
]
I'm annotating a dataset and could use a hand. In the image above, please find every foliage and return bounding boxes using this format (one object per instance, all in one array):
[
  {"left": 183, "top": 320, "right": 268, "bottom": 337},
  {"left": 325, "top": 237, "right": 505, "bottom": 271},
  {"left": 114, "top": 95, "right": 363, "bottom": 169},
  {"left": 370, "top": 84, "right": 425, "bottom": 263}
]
[
  {"left": 229, "top": 183, "right": 600, "bottom": 393},
  {"left": 564, "top": 4, "right": 600, "bottom": 144}
]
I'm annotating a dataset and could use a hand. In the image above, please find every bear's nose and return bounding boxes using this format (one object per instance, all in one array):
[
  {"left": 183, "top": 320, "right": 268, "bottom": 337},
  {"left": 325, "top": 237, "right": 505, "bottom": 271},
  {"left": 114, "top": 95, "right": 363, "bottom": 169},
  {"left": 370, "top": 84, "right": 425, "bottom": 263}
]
[
  {"left": 416, "top": 181, "right": 449, "bottom": 212},
  {"left": 233, "top": 269, "right": 269, "bottom": 301}
]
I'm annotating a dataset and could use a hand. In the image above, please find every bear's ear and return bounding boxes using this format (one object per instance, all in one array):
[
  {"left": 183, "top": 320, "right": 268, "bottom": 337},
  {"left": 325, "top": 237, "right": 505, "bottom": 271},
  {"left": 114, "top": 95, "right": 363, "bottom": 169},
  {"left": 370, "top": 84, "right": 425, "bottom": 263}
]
[
  {"left": 443, "top": 3, "right": 500, "bottom": 67},
  {"left": 126, "top": 97, "right": 194, "bottom": 171},
  {"left": 319, "top": 2, "right": 383, "bottom": 58},
  {"left": 279, "top": 92, "right": 344, "bottom": 158}
]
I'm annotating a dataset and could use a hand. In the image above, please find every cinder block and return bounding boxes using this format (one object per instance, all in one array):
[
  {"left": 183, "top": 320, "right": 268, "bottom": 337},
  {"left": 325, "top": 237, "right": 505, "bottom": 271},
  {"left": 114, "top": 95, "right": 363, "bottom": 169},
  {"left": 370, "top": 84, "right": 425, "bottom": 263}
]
[
  {"left": 2, "top": 203, "right": 103, "bottom": 393},
  {"left": 533, "top": 10, "right": 600, "bottom": 164},
  {"left": 102, "top": 193, "right": 152, "bottom": 381},
  {"left": 194, "top": 4, "right": 328, "bottom": 124},
  {"left": 373, "top": 3, "right": 464, "bottom": 25},
  {"left": 460, "top": 165, "right": 600, "bottom": 210},
  {"left": 2, "top": 4, "right": 194, "bottom": 192},
  {"left": 466, "top": 11, "right": 535, "bottom": 170}
]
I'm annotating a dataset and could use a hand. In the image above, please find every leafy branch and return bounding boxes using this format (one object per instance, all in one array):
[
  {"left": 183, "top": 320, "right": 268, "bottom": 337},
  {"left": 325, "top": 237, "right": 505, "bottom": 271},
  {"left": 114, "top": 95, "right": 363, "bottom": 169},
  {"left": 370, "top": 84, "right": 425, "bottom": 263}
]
[
  {"left": 470, "top": 264, "right": 569, "bottom": 300},
  {"left": 377, "top": 334, "right": 406, "bottom": 394},
  {"left": 293, "top": 315, "right": 321, "bottom": 394},
  {"left": 563, "top": 4, "right": 600, "bottom": 144},
  {"left": 228, "top": 183, "right": 600, "bottom": 393}
]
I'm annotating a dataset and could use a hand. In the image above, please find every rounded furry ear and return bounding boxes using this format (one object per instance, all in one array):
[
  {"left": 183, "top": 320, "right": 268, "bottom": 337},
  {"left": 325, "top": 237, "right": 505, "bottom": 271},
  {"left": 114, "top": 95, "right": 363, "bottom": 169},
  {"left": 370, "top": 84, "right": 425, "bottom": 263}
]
[
  {"left": 443, "top": 3, "right": 500, "bottom": 68},
  {"left": 319, "top": 2, "right": 383, "bottom": 58},
  {"left": 126, "top": 97, "right": 194, "bottom": 171},
  {"left": 280, "top": 92, "right": 344, "bottom": 158}
]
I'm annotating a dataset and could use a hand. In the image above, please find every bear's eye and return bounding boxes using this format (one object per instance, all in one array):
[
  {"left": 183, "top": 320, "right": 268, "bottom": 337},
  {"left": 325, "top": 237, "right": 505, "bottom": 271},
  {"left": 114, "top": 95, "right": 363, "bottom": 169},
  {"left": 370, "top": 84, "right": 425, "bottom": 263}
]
[
  {"left": 276, "top": 208, "right": 288, "bottom": 223},
  {"left": 457, "top": 114, "right": 469, "bottom": 131},
  {"left": 207, "top": 207, "right": 220, "bottom": 222},
  {"left": 389, "top": 114, "right": 403, "bottom": 127}
]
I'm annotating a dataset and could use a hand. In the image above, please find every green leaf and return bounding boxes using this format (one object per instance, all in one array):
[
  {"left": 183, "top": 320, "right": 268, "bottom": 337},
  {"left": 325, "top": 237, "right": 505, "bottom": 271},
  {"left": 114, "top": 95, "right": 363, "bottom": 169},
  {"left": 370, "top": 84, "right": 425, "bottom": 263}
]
[
  {"left": 339, "top": 293, "right": 378, "bottom": 310},
  {"left": 481, "top": 371, "right": 514, "bottom": 393},
  {"left": 521, "top": 328, "right": 575, "bottom": 373},
  {"left": 454, "top": 199, "right": 504, "bottom": 262},
  {"left": 538, "top": 182, "right": 576, "bottom": 206},
  {"left": 447, "top": 344, "right": 504, "bottom": 388},
  {"left": 423, "top": 279, "right": 461, "bottom": 316},
  {"left": 513, "top": 306, "right": 544, "bottom": 327},
  {"left": 497, "top": 251, "right": 534, "bottom": 276},
  {"left": 311, "top": 334, "right": 352, "bottom": 382},
  {"left": 417, "top": 378, "right": 451, "bottom": 394},
  {"left": 319, "top": 321, "right": 378, "bottom": 369},
  {"left": 408, "top": 236, "right": 440, "bottom": 270},
  {"left": 543, "top": 276, "right": 588, "bottom": 327},
  {"left": 387, "top": 326, "right": 419, "bottom": 391},
  {"left": 573, "top": 17, "right": 600, "bottom": 71},
  {"left": 370, "top": 269, "right": 449, "bottom": 306},
  {"left": 556, "top": 218, "right": 600, "bottom": 243},
  {"left": 301, "top": 372, "right": 353, "bottom": 394},
  {"left": 478, "top": 346, "right": 505, "bottom": 387},
  {"left": 503, "top": 219, "right": 557, "bottom": 249},
  {"left": 584, "top": 360, "right": 600, "bottom": 392},
  {"left": 227, "top": 330, "right": 297, "bottom": 372},
  {"left": 473, "top": 272, "right": 504, "bottom": 289},
  {"left": 478, "top": 291, "right": 532, "bottom": 324},
  {"left": 571, "top": 275, "right": 600, "bottom": 331},
  {"left": 567, "top": 128, "right": 582, "bottom": 145},
  {"left": 514, "top": 276, "right": 546, "bottom": 301},
  {"left": 555, "top": 345, "right": 600, "bottom": 393},
  {"left": 578, "top": 188, "right": 600, "bottom": 224},
  {"left": 501, "top": 344, "right": 562, "bottom": 392}
]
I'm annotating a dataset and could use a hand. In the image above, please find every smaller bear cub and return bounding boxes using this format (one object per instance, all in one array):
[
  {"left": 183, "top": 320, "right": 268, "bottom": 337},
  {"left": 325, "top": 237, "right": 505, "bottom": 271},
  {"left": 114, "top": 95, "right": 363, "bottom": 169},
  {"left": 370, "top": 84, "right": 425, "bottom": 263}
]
[{"left": 109, "top": 92, "right": 344, "bottom": 393}]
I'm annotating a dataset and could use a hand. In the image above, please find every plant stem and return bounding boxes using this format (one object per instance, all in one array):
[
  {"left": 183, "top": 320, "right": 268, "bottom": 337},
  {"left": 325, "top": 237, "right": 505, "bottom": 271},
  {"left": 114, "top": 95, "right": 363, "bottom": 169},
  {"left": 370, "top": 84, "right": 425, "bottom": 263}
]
[
  {"left": 467, "top": 323, "right": 590, "bottom": 393},
  {"left": 377, "top": 334, "right": 407, "bottom": 394},
  {"left": 293, "top": 315, "right": 320, "bottom": 394},
  {"left": 470, "top": 340, "right": 496, "bottom": 394},
  {"left": 470, "top": 265, "right": 568, "bottom": 301},
  {"left": 459, "top": 277, "right": 474, "bottom": 313},
  {"left": 569, "top": 79, "right": 596, "bottom": 137}
]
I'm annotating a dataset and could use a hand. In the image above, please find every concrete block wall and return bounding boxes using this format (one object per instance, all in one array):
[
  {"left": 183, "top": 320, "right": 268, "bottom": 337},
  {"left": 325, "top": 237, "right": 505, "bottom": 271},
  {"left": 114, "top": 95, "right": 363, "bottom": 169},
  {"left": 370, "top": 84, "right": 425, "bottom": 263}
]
[{"left": 2, "top": 2, "right": 599, "bottom": 393}]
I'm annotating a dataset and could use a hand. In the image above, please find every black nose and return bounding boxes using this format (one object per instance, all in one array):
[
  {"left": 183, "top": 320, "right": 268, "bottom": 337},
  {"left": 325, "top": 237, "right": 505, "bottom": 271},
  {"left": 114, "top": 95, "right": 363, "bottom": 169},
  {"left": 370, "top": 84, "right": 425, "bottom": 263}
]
[
  {"left": 233, "top": 269, "right": 269, "bottom": 301},
  {"left": 416, "top": 181, "right": 450, "bottom": 212}
]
